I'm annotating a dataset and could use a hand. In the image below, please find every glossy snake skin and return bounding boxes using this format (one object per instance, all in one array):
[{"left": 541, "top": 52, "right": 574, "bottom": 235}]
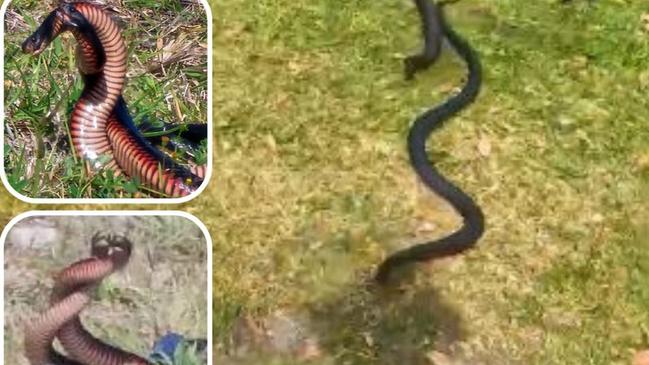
[
  {"left": 24, "top": 233, "right": 152, "bottom": 365},
  {"left": 22, "top": 2, "right": 205, "bottom": 197}
]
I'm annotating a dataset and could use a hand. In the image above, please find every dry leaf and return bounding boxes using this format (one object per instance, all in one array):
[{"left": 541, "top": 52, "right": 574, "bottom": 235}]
[
  {"left": 641, "top": 13, "right": 649, "bottom": 32},
  {"left": 477, "top": 135, "right": 492, "bottom": 157},
  {"left": 426, "top": 351, "right": 453, "bottom": 365},
  {"left": 634, "top": 350, "right": 649, "bottom": 365}
]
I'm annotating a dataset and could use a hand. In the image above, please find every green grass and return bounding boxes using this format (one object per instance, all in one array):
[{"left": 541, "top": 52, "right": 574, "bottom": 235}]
[
  {"left": 210, "top": 0, "right": 649, "bottom": 364},
  {"left": 3, "top": 0, "right": 208, "bottom": 198},
  {"left": 3, "top": 215, "right": 207, "bottom": 365},
  {"left": 0, "top": 0, "right": 648, "bottom": 364}
]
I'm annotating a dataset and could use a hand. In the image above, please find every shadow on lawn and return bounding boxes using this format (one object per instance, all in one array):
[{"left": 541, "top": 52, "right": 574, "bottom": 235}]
[{"left": 308, "top": 275, "right": 466, "bottom": 364}]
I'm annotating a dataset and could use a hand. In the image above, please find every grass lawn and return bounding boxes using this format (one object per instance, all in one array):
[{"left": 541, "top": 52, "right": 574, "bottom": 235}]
[
  {"left": 210, "top": 0, "right": 649, "bottom": 363},
  {"left": 3, "top": 0, "right": 208, "bottom": 198},
  {"left": 3, "top": 0, "right": 649, "bottom": 364}
]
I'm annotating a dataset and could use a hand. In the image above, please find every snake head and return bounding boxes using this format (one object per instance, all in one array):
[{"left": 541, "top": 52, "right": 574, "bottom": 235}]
[
  {"left": 22, "top": 3, "right": 88, "bottom": 55},
  {"left": 21, "top": 9, "right": 60, "bottom": 55},
  {"left": 57, "top": 3, "right": 85, "bottom": 28},
  {"left": 90, "top": 232, "right": 133, "bottom": 260}
]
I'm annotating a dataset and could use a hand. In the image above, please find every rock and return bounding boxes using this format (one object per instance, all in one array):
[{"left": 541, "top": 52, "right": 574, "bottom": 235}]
[
  {"left": 265, "top": 311, "right": 309, "bottom": 353},
  {"left": 427, "top": 351, "right": 453, "bottom": 365},
  {"left": 6, "top": 218, "right": 60, "bottom": 250}
]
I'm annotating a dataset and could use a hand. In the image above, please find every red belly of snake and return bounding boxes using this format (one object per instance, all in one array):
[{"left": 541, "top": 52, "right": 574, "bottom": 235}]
[
  {"left": 22, "top": 2, "right": 205, "bottom": 197},
  {"left": 67, "top": 3, "right": 126, "bottom": 171},
  {"left": 106, "top": 113, "right": 198, "bottom": 196},
  {"left": 23, "top": 233, "right": 152, "bottom": 365}
]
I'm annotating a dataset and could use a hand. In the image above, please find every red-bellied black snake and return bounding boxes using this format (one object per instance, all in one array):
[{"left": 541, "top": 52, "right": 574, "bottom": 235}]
[
  {"left": 21, "top": 2, "right": 206, "bottom": 197},
  {"left": 23, "top": 233, "right": 152, "bottom": 365},
  {"left": 375, "top": 0, "right": 484, "bottom": 283}
]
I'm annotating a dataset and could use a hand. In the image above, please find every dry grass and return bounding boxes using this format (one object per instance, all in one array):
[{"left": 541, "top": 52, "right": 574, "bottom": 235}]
[
  {"left": 210, "top": 0, "right": 649, "bottom": 364},
  {"left": 3, "top": 215, "right": 208, "bottom": 364},
  {"left": 3, "top": 0, "right": 208, "bottom": 198},
  {"left": 0, "top": 0, "right": 648, "bottom": 364}
]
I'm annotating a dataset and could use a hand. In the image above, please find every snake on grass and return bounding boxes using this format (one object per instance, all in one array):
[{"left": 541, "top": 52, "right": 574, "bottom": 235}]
[
  {"left": 21, "top": 2, "right": 206, "bottom": 197},
  {"left": 376, "top": 0, "right": 484, "bottom": 283}
]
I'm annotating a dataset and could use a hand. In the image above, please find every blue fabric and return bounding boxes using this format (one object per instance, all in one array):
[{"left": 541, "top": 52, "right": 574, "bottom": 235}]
[
  {"left": 150, "top": 332, "right": 208, "bottom": 364},
  {"left": 150, "top": 332, "right": 184, "bottom": 362}
]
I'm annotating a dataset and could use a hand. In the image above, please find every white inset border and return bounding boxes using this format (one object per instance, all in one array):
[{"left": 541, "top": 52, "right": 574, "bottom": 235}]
[
  {"left": 0, "top": 0, "right": 214, "bottom": 204},
  {"left": 0, "top": 210, "right": 213, "bottom": 364}
]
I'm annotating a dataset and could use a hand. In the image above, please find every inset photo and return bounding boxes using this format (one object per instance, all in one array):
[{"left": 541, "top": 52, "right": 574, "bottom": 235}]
[
  {"left": 2, "top": 0, "right": 211, "bottom": 201},
  {"left": 2, "top": 212, "right": 211, "bottom": 365}
]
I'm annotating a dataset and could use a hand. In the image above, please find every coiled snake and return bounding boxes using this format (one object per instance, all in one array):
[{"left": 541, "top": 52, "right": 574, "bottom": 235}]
[
  {"left": 375, "top": 0, "right": 484, "bottom": 282},
  {"left": 21, "top": 2, "right": 206, "bottom": 197},
  {"left": 24, "top": 233, "right": 152, "bottom": 365}
]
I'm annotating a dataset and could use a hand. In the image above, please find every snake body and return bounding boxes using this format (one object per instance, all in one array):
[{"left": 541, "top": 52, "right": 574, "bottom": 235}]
[
  {"left": 375, "top": 0, "right": 484, "bottom": 283},
  {"left": 21, "top": 2, "right": 205, "bottom": 197},
  {"left": 24, "top": 233, "right": 152, "bottom": 365}
]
